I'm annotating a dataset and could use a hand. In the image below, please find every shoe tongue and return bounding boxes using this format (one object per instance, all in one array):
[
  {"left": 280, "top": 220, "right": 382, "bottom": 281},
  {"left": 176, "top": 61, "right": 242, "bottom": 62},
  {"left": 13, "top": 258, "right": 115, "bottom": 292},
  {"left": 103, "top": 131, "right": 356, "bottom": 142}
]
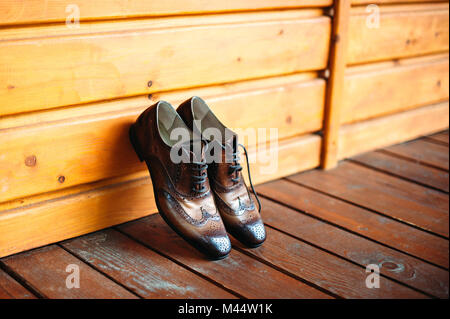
[
  {"left": 223, "top": 129, "right": 238, "bottom": 152},
  {"left": 180, "top": 139, "right": 205, "bottom": 163},
  {"left": 222, "top": 134, "right": 239, "bottom": 165}
]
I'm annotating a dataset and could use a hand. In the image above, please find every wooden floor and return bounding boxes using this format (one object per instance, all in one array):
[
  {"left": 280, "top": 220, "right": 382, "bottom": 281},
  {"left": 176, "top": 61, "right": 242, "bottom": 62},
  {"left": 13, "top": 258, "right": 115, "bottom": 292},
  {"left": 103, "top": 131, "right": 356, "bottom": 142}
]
[{"left": 0, "top": 131, "right": 448, "bottom": 299}]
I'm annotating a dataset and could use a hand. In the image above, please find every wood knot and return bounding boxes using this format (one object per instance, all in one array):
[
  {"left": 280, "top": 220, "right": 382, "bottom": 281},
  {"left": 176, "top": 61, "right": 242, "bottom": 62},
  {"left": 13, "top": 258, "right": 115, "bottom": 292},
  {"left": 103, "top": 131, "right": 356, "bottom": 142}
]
[
  {"left": 25, "top": 155, "right": 37, "bottom": 167},
  {"left": 147, "top": 80, "right": 153, "bottom": 87},
  {"left": 58, "top": 175, "right": 66, "bottom": 183},
  {"left": 286, "top": 115, "right": 292, "bottom": 124}
]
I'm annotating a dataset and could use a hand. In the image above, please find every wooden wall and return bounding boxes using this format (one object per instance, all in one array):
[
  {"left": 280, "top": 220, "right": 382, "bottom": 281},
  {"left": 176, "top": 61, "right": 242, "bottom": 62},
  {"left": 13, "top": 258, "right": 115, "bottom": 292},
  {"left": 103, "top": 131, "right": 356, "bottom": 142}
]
[{"left": 0, "top": 0, "right": 448, "bottom": 257}]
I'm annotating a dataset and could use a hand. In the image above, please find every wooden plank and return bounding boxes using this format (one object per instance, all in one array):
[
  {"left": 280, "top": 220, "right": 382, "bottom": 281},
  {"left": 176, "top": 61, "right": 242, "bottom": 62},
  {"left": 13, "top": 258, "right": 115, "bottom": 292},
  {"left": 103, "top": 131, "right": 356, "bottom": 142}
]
[
  {"left": 343, "top": 55, "right": 449, "bottom": 123},
  {"left": 0, "top": 268, "right": 35, "bottom": 299},
  {"left": 353, "top": 1, "right": 449, "bottom": 5},
  {"left": 348, "top": 5, "right": 449, "bottom": 64},
  {"left": 1, "top": 245, "right": 138, "bottom": 298},
  {"left": 0, "top": 0, "right": 332, "bottom": 26},
  {"left": 0, "top": 72, "right": 318, "bottom": 130},
  {"left": 352, "top": 151, "right": 449, "bottom": 192},
  {"left": 253, "top": 196, "right": 449, "bottom": 298},
  {"left": 0, "top": 134, "right": 321, "bottom": 258},
  {"left": 0, "top": 73, "right": 324, "bottom": 203},
  {"left": 258, "top": 179, "right": 449, "bottom": 268},
  {"left": 287, "top": 161, "right": 449, "bottom": 237},
  {"left": 61, "top": 229, "right": 235, "bottom": 298},
  {"left": 428, "top": 131, "right": 449, "bottom": 145},
  {"left": 384, "top": 139, "right": 449, "bottom": 171},
  {"left": 119, "top": 214, "right": 331, "bottom": 299},
  {"left": 321, "top": 0, "right": 351, "bottom": 169},
  {"left": 0, "top": 12, "right": 331, "bottom": 116},
  {"left": 233, "top": 226, "right": 426, "bottom": 298},
  {"left": 339, "top": 102, "right": 450, "bottom": 159}
]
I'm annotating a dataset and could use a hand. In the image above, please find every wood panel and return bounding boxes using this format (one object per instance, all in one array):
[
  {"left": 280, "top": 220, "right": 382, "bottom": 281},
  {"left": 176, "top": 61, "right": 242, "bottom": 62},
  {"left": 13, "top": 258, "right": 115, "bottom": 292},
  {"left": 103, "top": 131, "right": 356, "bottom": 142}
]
[
  {"left": 61, "top": 229, "right": 235, "bottom": 298},
  {"left": 343, "top": 55, "right": 449, "bottom": 123},
  {"left": 253, "top": 196, "right": 449, "bottom": 298},
  {"left": 0, "top": 268, "right": 35, "bottom": 299},
  {"left": 119, "top": 214, "right": 331, "bottom": 299},
  {"left": 2, "top": 245, "right": 138, "bottom": 298},
  {"left": 287, "top": 161, "right": 449, "bottom": 237},
  {"left": 0, "top": 134, "right": 321, "bottom": 258},
  {"left": 259, "top": 179, "right": 449, "bottom": 268},
  {"left": 0, "top": 74, "right": 324, "bottom": 203},
  {"left": 0, "top": 0, "right": 332, "bottom": 26},
  {"left": 339, "top": 102, "right": 450, "bottom": 159},
  {"left": 0, "top": 11, "right": 331, "bottom": 116},
  {"left": 352, "top": 151, "right": 449, "bottom": 192},
  {"left": 348, "top": 4, "right": 449, "bottom": 65},
  {"left": 384, "top": 139, "right": 449, "bottom": 171},
  {"left": 233, "top": 227, "right": 426, "bottom": 298}
]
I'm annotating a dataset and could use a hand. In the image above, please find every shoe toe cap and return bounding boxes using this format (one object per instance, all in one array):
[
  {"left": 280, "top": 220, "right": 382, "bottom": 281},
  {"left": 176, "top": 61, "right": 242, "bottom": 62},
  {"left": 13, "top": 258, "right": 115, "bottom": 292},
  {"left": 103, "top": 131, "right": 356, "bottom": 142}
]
[{"left": 203, "top": 235, "right": 232, "bottom": 260}]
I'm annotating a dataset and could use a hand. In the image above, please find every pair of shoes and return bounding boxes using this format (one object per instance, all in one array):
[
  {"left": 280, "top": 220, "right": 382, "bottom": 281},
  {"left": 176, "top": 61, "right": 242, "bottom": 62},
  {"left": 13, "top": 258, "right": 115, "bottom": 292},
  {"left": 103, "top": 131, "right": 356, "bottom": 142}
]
[{"left": 129, "top": 96, "right": 266, "bottom": 260}]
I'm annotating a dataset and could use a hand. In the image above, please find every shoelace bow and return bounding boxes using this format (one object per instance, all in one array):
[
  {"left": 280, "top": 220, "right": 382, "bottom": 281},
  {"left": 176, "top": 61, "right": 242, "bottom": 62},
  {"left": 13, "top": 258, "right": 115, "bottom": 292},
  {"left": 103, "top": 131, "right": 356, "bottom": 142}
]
[{"left": 228, "top": 143, "right": 262, "bottom": 213}]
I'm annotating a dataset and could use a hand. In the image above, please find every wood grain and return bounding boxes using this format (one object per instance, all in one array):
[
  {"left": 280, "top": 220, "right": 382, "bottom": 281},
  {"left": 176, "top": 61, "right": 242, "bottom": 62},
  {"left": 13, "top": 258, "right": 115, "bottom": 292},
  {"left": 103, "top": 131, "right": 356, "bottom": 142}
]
[
  {"left": 234, "top": 226, "right": 426, "bottom": 298},
  {"left": 343, "top": 55, "right": 449, "bottom": 123},
  {"left": 339, "top": 102, "right": 450, "bottom": 159},
  {"left": 258, "top": 179, "right": 449, "bottom": 268},
  {"left": 0, "top": 134, "right": 321, "bottom": 258},
  {"left": 119, "top": 214, "right": 331, "bottom": 299},
  {"left": 287, "top": 161, "right": 449, "bottom": 238},
  {"left": 0, "top": 12, "right": 330, "bottom": 116},
  {"left": 0, "top": 74, "right": 324, "bottom": 203},
  {"left": 348, "top": 4, "right": 449, "bottom": 64},
  {"left": 0, "top": 268, "right": 35, "bottom": 299},
  {"left": 384, "top": 139, "right": 449, "bottom": 171},
  {"left": 62, "top": 229, "right": 235, "bottom": 298},
  {"left": 352, "top": 151, "right": 449, "bottom": 192},
  {"left": 2, "top": 245, "right": 138, "bottom": 298},
  {"left": 253, "top": 196, "right": 449, "bottom": 298},
  {"left": 0, "top": 0, "right": 332, "bottom": 26}
]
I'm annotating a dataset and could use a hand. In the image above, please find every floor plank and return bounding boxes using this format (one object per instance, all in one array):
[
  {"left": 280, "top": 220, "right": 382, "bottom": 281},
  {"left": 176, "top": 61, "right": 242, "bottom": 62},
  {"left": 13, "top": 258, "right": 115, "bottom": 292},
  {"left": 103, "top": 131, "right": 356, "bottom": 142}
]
[
  {"left": 233, "top": 227, "right": 426, "bottom": 298},
  {"left": 61, "top": 229, "right": 236, "bottom": 299},
  {"left": 258, "top": 179, "right": 448, "bottom": 268},
  {"left": 253, "top": 196, "right": 449, "bottom": 298},
  {"left": 351, "top": 151, "right": 449, "bottom": 192},
  {"left": 0, "top": 268, "right": 35, "bottom": 299},
  {"left": 118, "top": 214, "right": 332, "bottom": 299},
  {"left": 286, "top": 161, "right": 449, "bottom": 237},
  {"left": 1, "top": 245, "right": 138, "bottom": 299},
  {"left": 427, "top": 131, "right": 449, "bottom": 145},
  {"left": 383, "top": 139, "right": 449, "bottom": 171}
]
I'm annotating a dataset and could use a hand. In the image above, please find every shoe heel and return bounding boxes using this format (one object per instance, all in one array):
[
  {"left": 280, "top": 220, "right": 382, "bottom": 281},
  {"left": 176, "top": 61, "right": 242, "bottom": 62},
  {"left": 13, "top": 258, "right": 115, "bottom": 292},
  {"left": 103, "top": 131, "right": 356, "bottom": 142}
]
[{"left": 129, "top": 124, "right": 145, "bottom": 162}]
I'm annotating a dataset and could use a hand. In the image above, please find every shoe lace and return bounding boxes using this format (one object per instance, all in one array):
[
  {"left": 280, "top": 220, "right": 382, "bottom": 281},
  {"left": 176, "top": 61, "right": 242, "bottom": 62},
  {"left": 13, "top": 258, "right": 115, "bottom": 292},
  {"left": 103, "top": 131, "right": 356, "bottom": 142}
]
[
  {"left": 191, "top": 159, "right": 208, "bottom": 194},
  {"left": 228, "top": 143, "right": 262, "bottom": 213}
]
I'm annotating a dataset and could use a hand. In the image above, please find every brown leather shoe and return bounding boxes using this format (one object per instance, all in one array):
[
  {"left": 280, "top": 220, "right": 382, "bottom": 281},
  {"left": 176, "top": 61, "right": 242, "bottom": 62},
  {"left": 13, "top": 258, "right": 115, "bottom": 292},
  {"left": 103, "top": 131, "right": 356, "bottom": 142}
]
[
  {"left": 129, "top": 101, "right": 231, "bottom": 259},
  {"left": 177, "top": 97, "right": 266, "bottom": 248}
]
